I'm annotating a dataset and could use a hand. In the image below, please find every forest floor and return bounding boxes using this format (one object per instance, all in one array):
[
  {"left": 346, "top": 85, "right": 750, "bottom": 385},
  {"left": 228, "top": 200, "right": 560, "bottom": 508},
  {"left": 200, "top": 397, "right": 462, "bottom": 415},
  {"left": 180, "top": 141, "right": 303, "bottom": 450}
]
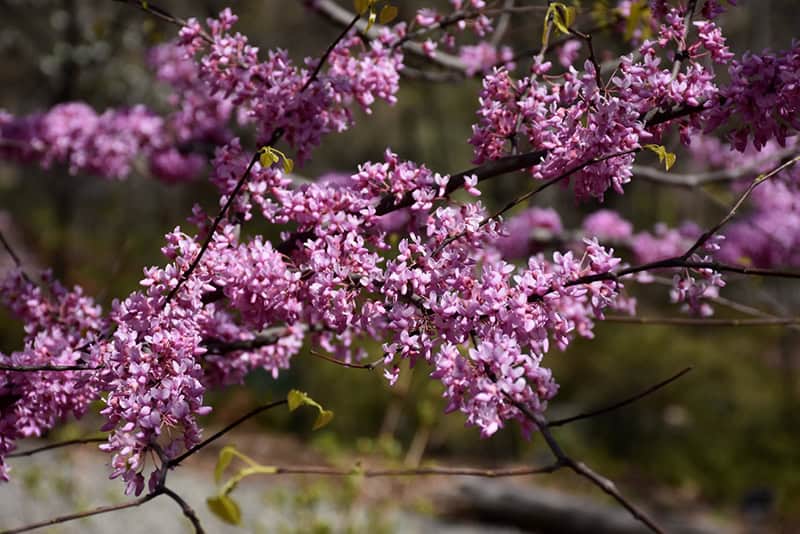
[{"left": 0, "top": 430, "right": 736, "bottom": 534}]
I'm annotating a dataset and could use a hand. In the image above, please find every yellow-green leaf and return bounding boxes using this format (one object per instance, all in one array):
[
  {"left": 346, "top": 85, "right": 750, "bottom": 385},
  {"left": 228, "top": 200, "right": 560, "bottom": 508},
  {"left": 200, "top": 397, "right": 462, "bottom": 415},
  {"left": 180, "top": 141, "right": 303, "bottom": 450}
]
[
  {"left": 288, "top": 390, "right": 334, "bottom": 431},
  {"left": 551, "top": 3, "right": 576, "bottom": 35},
  {"left": 643, "top": 144, "right": 676, "bottom": 171},
  {"left": 214, "top": 445, "right": 236, "bottom": 484},
  {"left": 664, "top": 151, "right": 676, "bottom": 170},
  {"left": 287, "top": 389, "right": 312, "bottom": 412},
  {"left": 313, "top": 409, "right": 335, "bottom": 430},
  {"left": 207, "top": 495, "right": 242, "bottom": 525},
  {"left": 259, "top": 147, "right": 278, "bottom": 167},
  {"left": 354, "top": 0, "right": 370, "bottom": 15},
  {"left": 283, "top": 157, "right": 294, "bottom": 174},
  {"left": 379, "top": 5, "right": 398, "bottom": 25},
  {"left": 366, "top": 9, "right": 377, "bottom": 32}
]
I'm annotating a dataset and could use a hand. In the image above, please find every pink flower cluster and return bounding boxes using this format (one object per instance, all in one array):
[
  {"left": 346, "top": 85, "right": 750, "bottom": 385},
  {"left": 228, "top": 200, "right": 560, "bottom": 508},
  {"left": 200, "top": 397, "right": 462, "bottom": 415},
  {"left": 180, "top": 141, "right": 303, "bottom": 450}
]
[
  {"left": 468, "top": 10, "right": 728, "bottom": 201},
  {"left": 0, "top": 271, "right": 105, "bottom": 481},
  {"left": 179, "top": 9, "right": 402, "bottom": 164},
  {"left": 5, "top": 1, "right": 800, "bottom": 498},
  {"left": 705, "top": 41, "right": 800, "bottom": 150}
]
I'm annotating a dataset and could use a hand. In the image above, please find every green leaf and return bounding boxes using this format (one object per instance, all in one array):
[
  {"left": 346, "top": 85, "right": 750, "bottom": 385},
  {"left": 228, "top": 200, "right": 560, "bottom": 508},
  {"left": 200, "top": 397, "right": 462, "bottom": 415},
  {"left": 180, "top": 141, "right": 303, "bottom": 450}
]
[
  {"left": 354, "top": 0, "right": 370, "bottom": 15},
  {"left": 553, "top": 4, "right": 576, "bottom": 35},
  {"left": 207, "top": 495, "right": 242, "bottom": 525},
  {"left": 287, "top": 389, "right": 312, "bottom": 412},
  {"left": 215, "top": 445, "right": 237, "bottom": 484},
  {"left": 287, "top": 390, "right": 334, "bottom": 431},
  {"left": 366, "top": 9, "right": 377, "bottom": 32},
  {"left": 313, "top": 409, "right": 335, "bottom": 430},
  {"left": 379, "top": 4, "right": 398, "bottom": 24},
  {"left": 664, "top": 151, "right": 676, "bottom": 171},
  {"left": 643, "top": 144, "right": 677, "bottom": 171},
  {"left": 259, "top": 147, "right": 278, "bottom": 167}
]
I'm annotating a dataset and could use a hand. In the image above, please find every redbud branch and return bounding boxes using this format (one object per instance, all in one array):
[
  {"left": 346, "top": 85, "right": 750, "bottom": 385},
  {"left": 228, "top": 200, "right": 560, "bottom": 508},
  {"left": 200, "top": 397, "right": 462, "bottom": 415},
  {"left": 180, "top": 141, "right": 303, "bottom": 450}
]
[
  {"left": 301, "top": 12, "right": 361, "bottom": 93},
  {"left": 113, "top": 0, "right": 214, "bottom": 44},
  {"left": 163, "top": 151, "right": 261, "bottom": 307},
  {"left": 160, "top": 486, "right": 205, "bottom": 534},
  {"left": 227, "top": 463, "right": 561, "bottom": 478},
  {"left": 7, "top": 437, "right": 106, "bottom": 458},
  {"left": 430, "top": 148, "right": 640, "bottom": 259},
  {"left": 309, "top": 349, "right": 384, "bottom": 370},
  {"left": 682, "top": 154, "right": 800, "bottom": 259},
  {"left": 511, "top": 401, "right": 665, "bottom": 534},
  {"left": 631, "top": 144, "right": 800, "bottom": 187},
  {"left": 203, "top": 327, "right": 289, "bottom": 355},
  {"left": 0, "top": 363, "right": 100, "bottom": 372},
  {"left": 568, "top": 27, "right": 604, "bottom": 91},
  {"left": 603, "top": 315, "right": 800, "bottom": 326},
  {"left": 547, "top": 367, "right": 693, "bottom": 427},
  {"left": 168, "top": 399, "right": 288, "bottom": 468},
  {"left": 1, "top": 492, "right": 159, "bottom": 534},
  {"left": 672, "top": 0, "right": 700, "bottom": 77},
  {"left": 0, "top": 229, "right": 33, "bottom": 285}
]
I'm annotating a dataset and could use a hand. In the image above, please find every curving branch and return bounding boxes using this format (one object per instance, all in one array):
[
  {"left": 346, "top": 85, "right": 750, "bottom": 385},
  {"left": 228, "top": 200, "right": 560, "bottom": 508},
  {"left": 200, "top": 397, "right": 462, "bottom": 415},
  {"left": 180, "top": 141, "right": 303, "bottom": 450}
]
[
  {"left": 603, "top": 315, "right": 800, "bottom": 326},
  {"left": 632, "top": 144, "right": 799, "bottom": 187},
  {"left": 2, "top": 492, "right": 159, "bottom": 534},
  {"left": 547, "top": 367, "right": 692, "bottom": 427},
  {"left": 7, "top": 437, "right": 106, "bottom": 458},
  {"left": 511, "top": 401, "right": 665, "bottom": 534},
  {"left": 168, "top": 399, "right": 288, "bottom": 468}
]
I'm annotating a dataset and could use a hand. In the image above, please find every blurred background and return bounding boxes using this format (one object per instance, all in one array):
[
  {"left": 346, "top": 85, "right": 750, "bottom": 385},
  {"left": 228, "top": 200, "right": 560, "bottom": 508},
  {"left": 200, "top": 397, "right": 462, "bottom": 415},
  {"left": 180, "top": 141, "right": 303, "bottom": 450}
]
[{"left": 1, "top": 0, "right": 799, "bottom": 532}]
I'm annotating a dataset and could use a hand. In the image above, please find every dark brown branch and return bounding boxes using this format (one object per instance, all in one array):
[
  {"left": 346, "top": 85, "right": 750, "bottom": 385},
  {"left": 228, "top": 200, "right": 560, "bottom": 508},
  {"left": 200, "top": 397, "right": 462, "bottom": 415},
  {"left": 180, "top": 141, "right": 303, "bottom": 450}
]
[
  {"left": 631, "top": 144, "right": 799, "bottom": 187},
  {"left": 113, "top": 0, "right": 213, "bottom": 43},
  {"left": 7, "top": 437, "right": 105, "bottom": 458},
  {"left": 161, "top": 486, "right": 205, "bottom": 534},
  {"left": 301, "top": 13, "right": 361, "bottom": 92},
  {"left": 511, "top": 401, "right": 664, "bottom": 534},
  {"left": 548, "top": 367, "right": 692, "bottom": 427},
  {"left": 604, "top": 315, "right": 800, "bottom": 327},
  {"left": 682, "top": 155, "right": 800, "bottom": 259},
  {"left": 2, "top": 492, "right": 158, "bottom": 534},
  {"left": 429, "top": 148, "right": 640, "bottom": 258},
  {"left": 0, "top": 229, "right": 23, "bottom": 269},
  {"left": 256, "top": 463, "right": 561, "bottom": 478},
  {"left": 309, "top": 349, "right": 383, "bottom": 370},
  {"left": 163, "top": 151, "right": 261, "bottom": 307},
  {"left": 0, "top": 363, "right": 99, "bottom": 372},
  {"left": 310, "top": 0, "right": 467, "bottom": 73},
  {"left": 168, "top": 399, "right": 288, "bottom": 468},
  {"left": 0, "top": 229, "right": 33, "bottom": 285},
  {"left": 203, "top": 327, "right": 288, "bottom": 355}
]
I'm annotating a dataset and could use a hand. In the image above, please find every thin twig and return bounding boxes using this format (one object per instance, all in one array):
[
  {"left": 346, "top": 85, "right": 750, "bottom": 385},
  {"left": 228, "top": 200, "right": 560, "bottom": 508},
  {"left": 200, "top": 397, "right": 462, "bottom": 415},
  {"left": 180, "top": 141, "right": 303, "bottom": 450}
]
[
  {"left": 430, "top": 148, "right": 639, "bottom": 258},
  {"left": 548, "top": 367, "right": 692, "bottom": 427},
  {"left": 7, "top": 437, "right": 105, "bottom": 458},
  {"left": 113, "top": 0, "right": 213, "bottom": 43},
  {"left": 301, "top": 13, "right": 361, "bottom": 93},
  {"left": 309, "top": 350, "right": 383, "bottom": 370},
  {"left": 631, "top": 144, "right": 799, "bottom": 187},
  {"left": 168, "top": 399, "right": 288, "bottom": 467},
  {"left": 250, "top": 463, "right": 561, "bottom": 478},
  {"left": 682, "top": 154, "right": 800, "bottom": 259},
  {"left": 603, "top": 315, "right": 800, "bottom": 326},
  {"left": 161, "top": 487, "right": 205, "bottom": 534},
  {"left": 0, "top": 363, "right": 99, "bottom": 372},
  {"left": 1, "top": 493, "right": 158, "bottom": 534},
  {"left": 163, "top": 151, "right": 260, "bottom": 307},
  {"left": 512, "top": 401, "right": 664, "bottom": 534}
]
